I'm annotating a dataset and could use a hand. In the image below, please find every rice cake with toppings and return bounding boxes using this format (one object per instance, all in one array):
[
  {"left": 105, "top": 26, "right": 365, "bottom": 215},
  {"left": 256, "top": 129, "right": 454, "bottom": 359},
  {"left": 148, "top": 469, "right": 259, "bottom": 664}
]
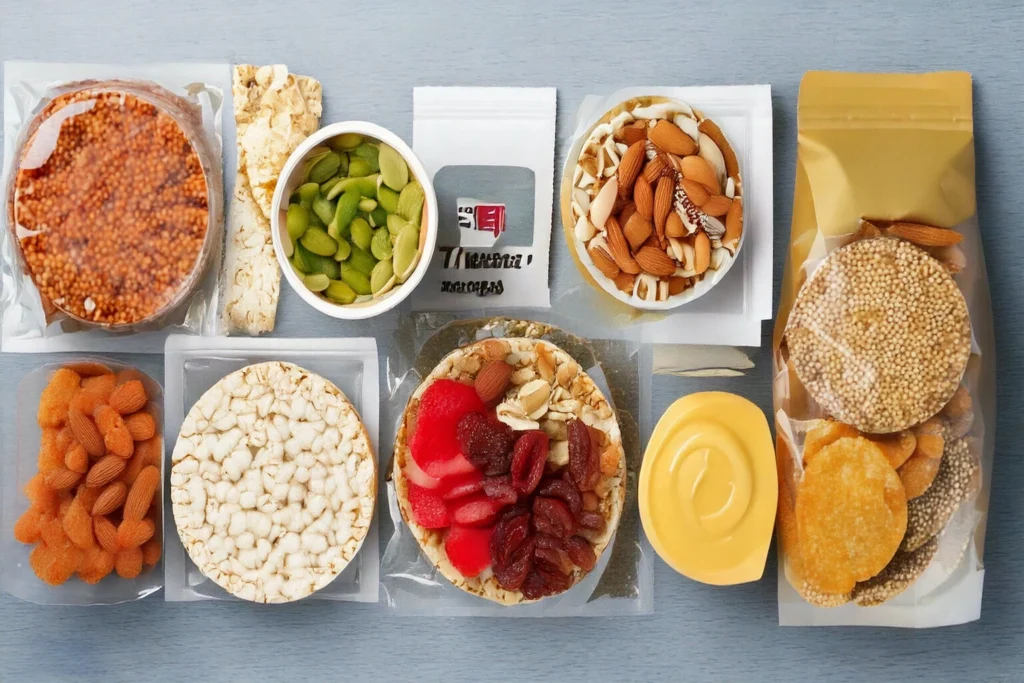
[
  {"left": 786, "top": 238, "right": 971, "bottom": 434},
  {"left": 392, "top": 338, "right": 626, "bottom": 605},
  {"left": 901, "top": 438, "right": 980, "bottom": 552}
]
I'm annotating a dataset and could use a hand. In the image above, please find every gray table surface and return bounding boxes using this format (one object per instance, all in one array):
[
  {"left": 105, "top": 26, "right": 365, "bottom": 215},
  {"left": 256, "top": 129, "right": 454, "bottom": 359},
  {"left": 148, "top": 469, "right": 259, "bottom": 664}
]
[{"left": 2, "top": 0, "right": 1023, "bottom": 681}]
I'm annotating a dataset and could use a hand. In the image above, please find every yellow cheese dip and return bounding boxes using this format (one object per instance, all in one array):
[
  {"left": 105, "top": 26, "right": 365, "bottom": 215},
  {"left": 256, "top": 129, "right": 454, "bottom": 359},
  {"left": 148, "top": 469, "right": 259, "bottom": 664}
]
[{"left": 639, "top": 392, "right": 776, "bottom": 585}]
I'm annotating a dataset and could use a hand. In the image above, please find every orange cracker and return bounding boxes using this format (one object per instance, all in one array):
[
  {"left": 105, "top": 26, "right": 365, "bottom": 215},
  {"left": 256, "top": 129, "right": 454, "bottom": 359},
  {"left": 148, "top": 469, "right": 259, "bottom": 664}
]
[
  {"left": 868, "top": 430, "right": 917, "bottom": 470},
  {"left": 802, "top": 420, "right": 858, "bottom": 465},
  {"left": 796, "top": 436, "right": 907, "bottom": 594}
]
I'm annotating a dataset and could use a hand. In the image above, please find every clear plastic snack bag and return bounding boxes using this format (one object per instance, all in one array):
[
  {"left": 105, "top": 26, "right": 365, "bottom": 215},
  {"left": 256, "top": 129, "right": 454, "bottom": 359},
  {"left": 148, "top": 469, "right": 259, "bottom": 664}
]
[
  {"left": 380, "top": 310, "right": 653, "bottom": 616},
  {"left": 774, "top": 72, "right": 995, "bottom": 627},
  {"left": 1, "top": 62, "right": 229, "bottom": 352}
]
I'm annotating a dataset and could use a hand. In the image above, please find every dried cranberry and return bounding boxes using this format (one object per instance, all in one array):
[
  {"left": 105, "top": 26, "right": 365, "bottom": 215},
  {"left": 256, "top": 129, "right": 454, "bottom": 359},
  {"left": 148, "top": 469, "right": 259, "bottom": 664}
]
[
  {"left": 510, "top": 430, "right": 549, "bottom": 495},
  {"left": 494, "top": 536, "right": 535, "bottom": 591},
  {"left": 490, "top": 510, "right": 530, "bottom": 567},
  {"left": 534, "top": 540, "right": 573, "bottom": 575},
  {"left": 534, "top": 559, "right": 573, "bottom": 593},
  {"left": 538, "top": 477, "right": 582, "bottom": 515},
  {"left": 482, "top": 475, "right": 518, "bottom": 505},
  {"left": 456, "top": 411, "right": 514, "bottom": 475},
  {"left": 577, "top": 510, "right": 606, "bottom": 533},
  {"left": 520, "top": 570, "right": 549, "bottom": 600},
  {"left": 565, "top": 536, "right": 597, "bottom": 571},
  {"left": 532, "top": 496, "right": 576, "bottom": 540},
  {"left": 499, "top": 504, "right": 530, "bottom": 524},
  {"left": 567, "top": 419, "right": 600, "bottom": 491}
]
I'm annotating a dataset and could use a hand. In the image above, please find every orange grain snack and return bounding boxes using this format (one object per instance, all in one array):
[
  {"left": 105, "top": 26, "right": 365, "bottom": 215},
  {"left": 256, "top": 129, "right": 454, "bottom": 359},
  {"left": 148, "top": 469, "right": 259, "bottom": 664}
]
[
  {"left": 124, "top": 412, "right": 156, "bottom": 442},
  {"left": 37, "top": 427, "right": 65, "bottom": 473},
  {"left": 77, "top": 546, "right": 116, "bottom": 584},
  {"left": 802, "top": 420, "right": 859, "bottom": 465},
  {"left": 93, "top": 516, "right": 121, "bottom": 554},
  {"left": 14, "top": 508, "right": 44, "bottom": 544},
  {"left": 69, "top": 389, "right": 105, "bottom": 417},
  {"left": 141, "top": 538, "right": 162, "bottom": 567},
  {"left": 80, "top": 372, "right": 117, "bottom": 400},
  {"left": 115, "top": 547, "right": 143, "bottom": 579},
  {"left": 24, "top": 473, "right": 60, "bottom": 516},
  {"left": 140, "top": 436, "right": 162, "bottom": 467},
  {"left": 116, "top": 368, "right": 147, "bottom": 387},
  {"left": 62, "top": 497, "right": 95, "bottom": 550},
  {"left": 868, "top": 431, "right": 917, "bottom": 470},
  {"left": 37, "top": 368, "right": 81, "bottom": 427},
  {"left": 65, "top": 443, "right": 89, "bottom": 474},
  {"left": 30, "top": 544, "right": 79, "bottom": 586},
  {"left": 63, "top": 361, "right": 113, "bottom": 377}
]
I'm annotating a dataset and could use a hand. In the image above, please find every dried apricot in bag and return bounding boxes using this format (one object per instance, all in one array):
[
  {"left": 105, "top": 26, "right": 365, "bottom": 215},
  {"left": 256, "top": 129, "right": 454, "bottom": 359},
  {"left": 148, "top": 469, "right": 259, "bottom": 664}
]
[{"left": 795, "top": 436, "right": 907, "bottom": 594}]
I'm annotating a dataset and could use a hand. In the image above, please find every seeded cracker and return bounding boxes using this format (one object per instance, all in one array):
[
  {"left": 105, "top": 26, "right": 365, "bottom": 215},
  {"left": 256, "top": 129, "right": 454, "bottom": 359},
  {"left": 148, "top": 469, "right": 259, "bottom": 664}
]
[
  {"left": 852, "top": 537, "right": 938, "bottom": 606},
  {"left": 221, "top": 65, "right": 322, "bottom": 335},
  {"left": 786, "top": 238, "right": 971, "bottom": 434},
  {"left": 902, "top": 438, "right": 980, "bottom": 552}
]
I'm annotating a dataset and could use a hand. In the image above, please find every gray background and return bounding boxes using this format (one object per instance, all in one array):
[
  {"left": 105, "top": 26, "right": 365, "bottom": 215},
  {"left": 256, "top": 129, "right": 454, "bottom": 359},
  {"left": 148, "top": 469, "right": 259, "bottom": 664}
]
[{"left": 1, "top": 0, "right": 1023, "bottom": 681}]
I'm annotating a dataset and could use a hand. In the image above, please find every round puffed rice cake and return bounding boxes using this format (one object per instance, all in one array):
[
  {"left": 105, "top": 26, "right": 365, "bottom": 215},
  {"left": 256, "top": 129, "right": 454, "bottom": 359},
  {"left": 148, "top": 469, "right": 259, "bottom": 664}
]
[{"left": 170, "top": 361, "right": 375, "bottom": 603}]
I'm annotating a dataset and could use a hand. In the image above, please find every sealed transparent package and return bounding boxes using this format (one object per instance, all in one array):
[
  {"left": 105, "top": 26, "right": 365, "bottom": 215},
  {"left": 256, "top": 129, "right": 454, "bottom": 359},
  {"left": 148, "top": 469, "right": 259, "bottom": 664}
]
[
  {"left": 1, "top": 62, "right": 228, "bottom": 352},
  {"left": 558, "top": 86, "right": 773, "bottom": 347},
  {"left": 162, "top": 335, "right": 379, "bottom": 603},
  {"left": 774, "top": 72, "right": 995, "bottom": 627},
  {"left": 0, "top": 357, "right": 164, "bottom": 605},
  {"left": 381, "top": 310, "right": 653, "bottom": 616}
]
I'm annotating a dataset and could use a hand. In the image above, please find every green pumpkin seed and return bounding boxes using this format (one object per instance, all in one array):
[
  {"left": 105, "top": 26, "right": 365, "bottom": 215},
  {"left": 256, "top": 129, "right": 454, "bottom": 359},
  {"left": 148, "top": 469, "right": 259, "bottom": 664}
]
[
  {"left": 331, "top": 133, "right": 364, "bottom": 151},
  {"left": 331, "top": 190, "right": 361, "bottom": 238},
  {"left": 287, "top": 204, "right": 309, "bottom": 243},
  {"left": 393, "top": 222, "right": 420, "bottom": 282},
  {"left": 290, "top": 253, "right": 308, "bottom": 275},
  {"left": 370, "top": 258, "right": 395, "bottom": 294},
  {"left": 300, "top": 227, "right": 339, "bottom": 257},
  {"left": 302, "top": 150, "right": 332, "bottom": 182},
  {"left": 370, "top": 207, "right": 388, "bottom": 228},
  {"left": 348, "top": 245, "right": 378, "bottom": 276},
  {"left": 308, "top": 212, "right": 326, "bottom": 232},
  {"left": 320, "top": 177, "right": 342, "bottom": 196},
  {"left": 348, "top": 157, "right": 372, "bottom": 178},
  {"left": 325, "top": 279, "right": 357, "bottom": 304},
  {"left": 297, "top": 241, "right": 341, "bottom": 279},
  {"left": 378, "top": 144, "right": 409, "bottom": 191},
  {"left": 371, "top": 227, "right": 394, "bottom": 260},
  {"left": 387, "top": 213, "right": 413, "bottom": 237},
  {"left": 327, "top": 174, "right": 379, "bottom": 200},
  {"left": 304, "top": 273, "right": 330, "bottom": 292},
  {"left": 350, "top": 218, "right": 373, "bottom": 251},
  {"left": 377, "top": 186, "right": 400, "bottom": 214},
  {"left": 308, "top": 152, "right": 342, "bottom": 184},
  {"left": 352, "top": 142, "right": 380, "bottom": 173},
  {"left": 312, "top": 195, "right": 336, "bottom": 226},
  {"left": 340, "top": 266, "right": 372, "bottom": 295},
  {"left": 358, "top": 197, "right": 378, "bottom": 212},
  {"left": 397, "top": 181, "right": 425, "bottom": 226},
  {"left": 334, "top": 236, "right": 352, "bottom": 261}
]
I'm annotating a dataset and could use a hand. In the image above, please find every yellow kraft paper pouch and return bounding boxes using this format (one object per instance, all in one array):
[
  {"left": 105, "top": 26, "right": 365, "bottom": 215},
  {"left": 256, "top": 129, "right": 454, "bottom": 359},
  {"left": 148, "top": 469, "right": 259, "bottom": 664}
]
[{"left": 773, "top": 71, "right": 995, "bottom": 627}]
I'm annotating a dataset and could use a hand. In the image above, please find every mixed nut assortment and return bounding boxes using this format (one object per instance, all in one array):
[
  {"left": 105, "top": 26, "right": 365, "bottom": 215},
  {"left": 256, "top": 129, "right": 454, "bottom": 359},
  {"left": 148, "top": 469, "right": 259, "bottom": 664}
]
[
  {"left": 284, "top": 134, "right": 426, "bottom": 305},
  {"left": 569, "top": 96, "right": 743, "bottom": 306}
]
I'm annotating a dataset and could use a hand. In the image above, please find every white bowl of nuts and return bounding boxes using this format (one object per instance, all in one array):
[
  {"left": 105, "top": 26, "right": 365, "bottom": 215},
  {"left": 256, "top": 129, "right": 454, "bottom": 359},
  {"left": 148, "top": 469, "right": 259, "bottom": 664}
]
[
  {"left": 561, "top": 96, "right": 745, "bottom": 310},
  {"left": 271, "top": 121, "right": 438, "bottom": 320}
]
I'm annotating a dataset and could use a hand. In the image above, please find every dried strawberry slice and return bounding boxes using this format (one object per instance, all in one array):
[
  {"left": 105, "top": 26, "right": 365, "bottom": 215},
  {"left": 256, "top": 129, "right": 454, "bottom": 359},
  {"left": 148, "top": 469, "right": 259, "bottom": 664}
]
[
  {"left": 510, "top": 430, "right": 549, "bottom": 495},
  {"left": 457, "top": 411, "right": 514, "bottom": 475},
  {"left": 403, "top": 454, "right": 442, "bottom": 490},
  {"left": 532, "top": 496, "right": 576, "bottom": 539},
  {"left": 481, "top": 475, "right": 517, "bottom": 505},
  {"left": 567, "top": 418, "right": 600, "bottom": 491},
  {"left": 407, "top": 482, "right": 450, "bottom": 529},
  {"left": 440, "top": 470, "right": 485, "bottom": 501},
  {"left": 410, "top": 379, "right": 484, "bottom": 471},
  {"left": 565, "top": 536, "right": 597, "bottom": 571},
  {"left": 450, "top": 494, "right": 503, "bottom": 527},
  {"left": 538, "top": 476, "right": 582, "bottom": 515},
  {"left": 490, "top": 509, "right": 530, "bottom": 567},
  {"left": 423, "top": 452, "right": 478, "bottom": 480},
  {"left": 444, "top": 525, "right": 495, "bottom": 578},
  {"left": 494, "top": 536, "right": 535, "bottom": 591}
]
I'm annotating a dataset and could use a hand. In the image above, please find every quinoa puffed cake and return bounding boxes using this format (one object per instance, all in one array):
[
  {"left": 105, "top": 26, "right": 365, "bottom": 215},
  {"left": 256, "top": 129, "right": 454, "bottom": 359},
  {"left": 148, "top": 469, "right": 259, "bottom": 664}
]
[
  {"left": 901, "top": 438, "right": 980, "bottom": 552},
  {"left": 786, "top": 238, "right": 971, "bottom": 434},
  {"left": 852, "top": 536, "right": 939, "bottom": 606}
]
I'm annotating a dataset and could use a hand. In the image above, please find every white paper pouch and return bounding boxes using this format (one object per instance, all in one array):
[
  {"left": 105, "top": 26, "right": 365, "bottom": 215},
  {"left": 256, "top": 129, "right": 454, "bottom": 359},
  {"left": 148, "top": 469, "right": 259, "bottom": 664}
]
[{"left": 411, "top": 87, "right": 556, "bottom": 310}]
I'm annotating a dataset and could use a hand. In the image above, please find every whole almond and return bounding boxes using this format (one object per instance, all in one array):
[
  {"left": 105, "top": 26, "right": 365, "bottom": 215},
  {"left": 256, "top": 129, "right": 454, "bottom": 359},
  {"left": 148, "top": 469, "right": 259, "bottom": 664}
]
[
  {"left": 86, "top": 455, "right": 127, "bottom": 488},
  {"left": 624, "top": 212, "right": 653, "bottom": 251},
  {"left": 887, "top": 222, "right": 963, "bottom": 246},
  {"left": 633, "top": 175, "right": 654, "bottom": 220},
  {"left": 616, "top": 122, "right": 647, "bottom": 146},
  {"left": 619, "top": 201, "right": 638, "bottom": 227},
  {"left": 474, "top": 361, "right": 514, "bottom": 404},
  {"left": 45, "top": 467, "right": 81, "bottom": 491},
  {"left": 634, "top": 246, "right": 677, "bottom": 277},
  {"left": 93, "top": 516, "right": 121, "bottom": 554},
  {"left": 648, "top": 120, "right": 698, "bottom": 156},
  {"left": 668, "top": 276, "right": 688, "bottom": 295},
  {"left": 694, "top": 231, "right": 712, "bottom": 274},
  {"left": 92, "top": 481, "right": 128, "bottom": 516},
  {"left": 653, "top": 176, "right": 674, "bottom": 244},
  {"left": 605, "top": 216, "right": 641, "bottom": 275},
  {"left": 588, "top": 243, "right": 621, "bottom": 279},
  {"left": 680, "top": 179, "right": 710, "bottom": 207},
  {"left": 612, "top": 272, "right": 635, "bottom": 293},
  {"left": 665, "top": 211, "right": 687, "bottom": 238},
  {"left": 124, "top": 466, "right": 160, "bottom": 522},
  {"left": 616, "top": 141, "right": 646, "bottom": 197},
  {"left": 702, "top": 194, "right": 732, "bottom": 217},
  {"left": 680, "top": 156, "right": 720, "bottom": 195},
  {"left": 108, "top": 380, "right": 147, "bottom": 416},
  {"left": 68, "top": 408, "right": 105, "bottom": 457},
  {"left": 724, "top": 198, "right": 743, "bottom": 250},
  {"left": 642, "top": 155, "right": 668, "bottom": 185}
]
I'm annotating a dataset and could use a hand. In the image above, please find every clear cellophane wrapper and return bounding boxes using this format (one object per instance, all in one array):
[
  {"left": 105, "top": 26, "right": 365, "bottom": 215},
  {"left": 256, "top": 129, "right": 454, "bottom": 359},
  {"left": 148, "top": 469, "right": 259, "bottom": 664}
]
[{"left": 774, "top": 72, "right": 996, "bottom": 627}]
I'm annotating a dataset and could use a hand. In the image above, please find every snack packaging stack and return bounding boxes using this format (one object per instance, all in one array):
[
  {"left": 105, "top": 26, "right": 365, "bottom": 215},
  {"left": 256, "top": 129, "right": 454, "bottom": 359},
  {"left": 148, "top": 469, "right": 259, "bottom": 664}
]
[{"left": 773, "top": 71, "right": 995, "bottom": 627}]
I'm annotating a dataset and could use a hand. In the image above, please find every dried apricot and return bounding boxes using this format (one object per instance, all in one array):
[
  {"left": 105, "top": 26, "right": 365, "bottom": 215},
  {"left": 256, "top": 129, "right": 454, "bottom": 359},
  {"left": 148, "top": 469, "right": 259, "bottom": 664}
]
[
  {"left": 796, "top": 436, "right": 907, "bottom": 594},
  {"left": 124, "top": 412, "right": 156, "bottom": 441},
  {"left": 115, "top": 547, "right": 143, "bottom": 579},
  {"left": 37, "top": 368, "right": 80, "bottom": 428}
]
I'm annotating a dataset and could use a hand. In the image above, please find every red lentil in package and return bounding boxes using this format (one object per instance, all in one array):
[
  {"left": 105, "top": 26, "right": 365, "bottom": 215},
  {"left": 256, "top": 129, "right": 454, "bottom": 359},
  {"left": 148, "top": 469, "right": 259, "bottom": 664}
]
[
  {"left": 773, "top": 72, "right": 995, "bottom": 627},
  {"left": 1, "top": 62, "right": 229, "bottom": 352}
]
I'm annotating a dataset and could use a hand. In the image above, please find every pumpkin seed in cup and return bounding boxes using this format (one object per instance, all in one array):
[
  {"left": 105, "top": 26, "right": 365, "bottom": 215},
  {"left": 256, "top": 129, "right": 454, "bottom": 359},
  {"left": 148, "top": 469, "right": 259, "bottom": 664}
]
[{"left": 286, "top": 133, "right": 424, "bottom": 307}]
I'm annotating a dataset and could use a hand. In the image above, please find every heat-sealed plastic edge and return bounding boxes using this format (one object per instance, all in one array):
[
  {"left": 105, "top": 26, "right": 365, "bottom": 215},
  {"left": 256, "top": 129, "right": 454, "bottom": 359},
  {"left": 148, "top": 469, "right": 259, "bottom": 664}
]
[
  {"left": 161, "top": 335, "right": 380, "bottom": 603},
  {"left": 0, "top": 356, "right": 164, "bottom": 605}
]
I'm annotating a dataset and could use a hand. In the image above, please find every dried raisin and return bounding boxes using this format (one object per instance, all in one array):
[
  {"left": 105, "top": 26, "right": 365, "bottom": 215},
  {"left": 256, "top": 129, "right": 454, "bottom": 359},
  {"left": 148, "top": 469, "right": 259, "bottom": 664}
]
[
  {"left": 568, "top": 418, "right": 600, "bottom": 491},
  {"left": 510, "top": 430, "right": 549, "bottom": 495},
  {"left": 538, "top": 476, "right": 582, "bottom": 515},
  {"left": 532, "top": 496, "right": 576, "bottom": 540},
  {"left": 565, "top": 536, "right": 597, "bottom": 571}
]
